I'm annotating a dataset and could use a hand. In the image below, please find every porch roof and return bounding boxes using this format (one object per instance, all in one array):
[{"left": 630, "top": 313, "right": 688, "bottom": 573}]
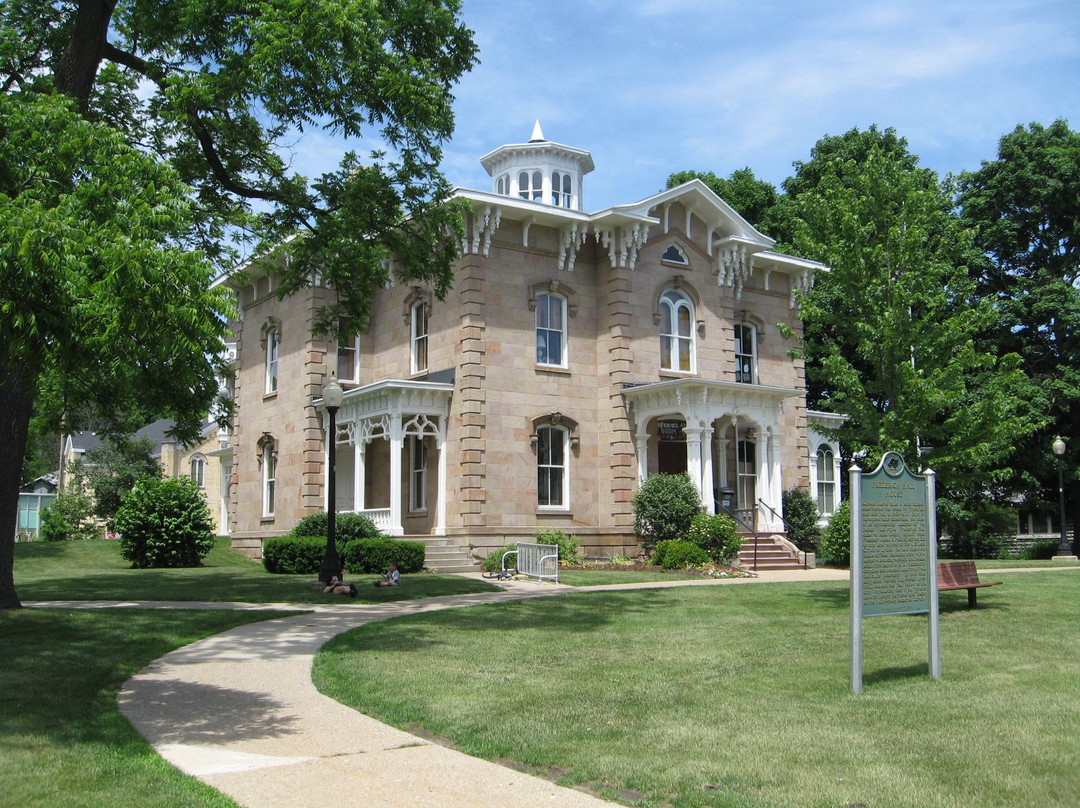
[{"left": 622, "top": 377, "right": 802, "bottom": 428}]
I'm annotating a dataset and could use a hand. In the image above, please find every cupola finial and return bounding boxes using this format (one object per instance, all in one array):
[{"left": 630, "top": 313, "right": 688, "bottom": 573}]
[{"left": 529, "top": 120, "right": 545, "bottom": 143}]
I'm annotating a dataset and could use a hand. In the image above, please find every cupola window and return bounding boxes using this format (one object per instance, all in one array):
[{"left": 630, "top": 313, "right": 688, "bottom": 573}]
[
  {"left": 519, "top": 170, "right": 543, "bottom": 202},
  {"left": 551, "top": 171, "right": 572, "bottom": 207}
]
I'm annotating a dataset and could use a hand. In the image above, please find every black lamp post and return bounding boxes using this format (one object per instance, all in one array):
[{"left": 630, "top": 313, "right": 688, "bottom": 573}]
[
  {"left": 319, "top": 375, "right": 344, "bottom": 584},
  {"left": 1052, "top": 436, "right": 1073, "bottom": 559}
]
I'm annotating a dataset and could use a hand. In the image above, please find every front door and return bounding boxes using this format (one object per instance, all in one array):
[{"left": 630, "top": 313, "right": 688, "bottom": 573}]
[{"left": 657, "top": 419, "right": 687, "bottom": 475}]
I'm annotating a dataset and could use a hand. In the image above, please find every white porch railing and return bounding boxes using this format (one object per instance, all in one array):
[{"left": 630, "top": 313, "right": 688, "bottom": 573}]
[{"left": 358, "top": 508, "right": 393, "bottom": 533}]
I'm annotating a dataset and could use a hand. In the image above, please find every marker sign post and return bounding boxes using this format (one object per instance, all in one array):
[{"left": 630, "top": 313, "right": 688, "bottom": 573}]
[{"left": 850, "top": 451, "right": 940, "bottom": 693}]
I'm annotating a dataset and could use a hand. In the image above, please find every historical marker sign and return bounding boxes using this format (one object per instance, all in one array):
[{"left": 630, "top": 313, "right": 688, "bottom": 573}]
[{"left": 850, "top": 452, "right": 940, "bottom": 693}]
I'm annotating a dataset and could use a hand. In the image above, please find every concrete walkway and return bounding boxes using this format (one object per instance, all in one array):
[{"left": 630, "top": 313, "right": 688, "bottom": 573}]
[{"left": 44, "top": 568, "right": 851, "bottom": 807}]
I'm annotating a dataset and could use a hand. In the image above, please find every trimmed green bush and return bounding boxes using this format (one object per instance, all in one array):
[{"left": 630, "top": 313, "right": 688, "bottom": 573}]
[
  {"left": 40, "top": 483, "right": 97, "bottom": 542},
  {"left": 290, "top": 511, "right": 381, "bottom": 542},
  {"left": 1023, "top": 539, "right": 1060, "bottom": 560},
  {"left": 651, "top": 539, "right": 709, "bottom": 570},
  {"left": 482, "top": 545, "right": 517, "bottom": 573},
  {"left": 535, "top": 528, "right": 581, "bottom": 564},
  {"left": 115, "top": 476, "right": 215, "bottom": 568},
  {"left": 262, "top": 536, "right": 340, "bottom": 574},
  {"left": 782, "top": 487, "right": 823, "bottom": 552},
  {"left": 632, "top": 473, "right": 701, "bottom": 554},
  {"left": 938, "top": 498, "right": 1014, "bottom": 559},
  {"left": 685, "top": 512, "right": 742, "bottom": 565},
  {"left": 343, "top": 538, "right": 425, "bottom": 574},
  {"left": 819, "top": 499, "right": 851, "bottom": 565}
]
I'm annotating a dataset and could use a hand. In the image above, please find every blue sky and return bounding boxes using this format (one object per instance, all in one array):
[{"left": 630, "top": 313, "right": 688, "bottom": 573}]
[{"left": 297, "top": 0, "right": 1080, "bottom": 212}]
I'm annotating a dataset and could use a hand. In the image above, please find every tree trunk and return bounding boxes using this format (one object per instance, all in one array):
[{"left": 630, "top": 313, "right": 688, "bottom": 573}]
[
  {"left": 0, "top": 365, "right": 35, "bottom": 609},
  {"left": 54, "top": 0, "right": 118, "bottom": 110}
]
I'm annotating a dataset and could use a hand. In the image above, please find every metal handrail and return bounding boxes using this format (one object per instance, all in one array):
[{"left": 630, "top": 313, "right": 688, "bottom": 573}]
[
  {"left": 757, "top": 498, "right": 807, "bottom": 570},
  {"left": 718, "top": 504, "right": 760, "bottom": 570}
]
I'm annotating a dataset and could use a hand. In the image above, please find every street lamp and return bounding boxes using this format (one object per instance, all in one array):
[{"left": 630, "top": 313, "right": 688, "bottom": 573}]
[
  {"left": 1052, "top": 436, "right": 1073, "bottom": 559},
  {"left": 319, "top": 375, "right": 344, "bottom": 584}
]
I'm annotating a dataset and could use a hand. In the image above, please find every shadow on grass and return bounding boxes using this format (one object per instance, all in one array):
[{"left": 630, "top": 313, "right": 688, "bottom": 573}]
[{"left": 863, "top": 662, "right": 933, "bottom": 687}]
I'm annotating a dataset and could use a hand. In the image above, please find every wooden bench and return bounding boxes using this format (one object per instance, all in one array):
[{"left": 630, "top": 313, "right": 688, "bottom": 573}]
[{"left": 937, "top": 560, "right": 1002, "bottom": 607}]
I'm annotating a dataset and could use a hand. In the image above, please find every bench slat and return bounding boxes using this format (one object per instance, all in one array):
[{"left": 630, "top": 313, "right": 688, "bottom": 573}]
[{"left": 936, "top": 561, "right": 1002, "bottom": 607}]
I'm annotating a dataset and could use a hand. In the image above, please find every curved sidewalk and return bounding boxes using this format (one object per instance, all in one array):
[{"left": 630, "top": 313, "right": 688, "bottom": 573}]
[{"left": 97, "top": 570, "right": 849, "bottom": 808}]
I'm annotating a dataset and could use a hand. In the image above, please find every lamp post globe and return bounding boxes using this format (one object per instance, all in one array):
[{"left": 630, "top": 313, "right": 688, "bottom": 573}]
[
  {"left": 1052, "top": 437, "right": 1073, "bottom": 559},
  {"left": 320, "top": 376, "right": 345, "bottom": 584}
]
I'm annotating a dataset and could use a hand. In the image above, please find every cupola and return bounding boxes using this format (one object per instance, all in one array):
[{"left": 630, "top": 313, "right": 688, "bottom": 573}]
[{"left": 479, "top": 121, "right": 595, "bottom": 211}]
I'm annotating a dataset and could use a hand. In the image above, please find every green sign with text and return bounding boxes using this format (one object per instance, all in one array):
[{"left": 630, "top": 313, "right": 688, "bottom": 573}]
[{"left": 860, "top": 453, "right": 931, "bottom": 617}]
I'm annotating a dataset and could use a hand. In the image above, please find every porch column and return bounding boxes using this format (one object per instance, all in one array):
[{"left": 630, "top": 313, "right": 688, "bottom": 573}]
[
  {"left": 701, "top": 426, "right": 715, "bottom": 512},
  {"left": 635, "top": 432, "right": 650, "bottom": 481},
  {"left": 388, "top": 412, "right": 404, "bottom": 536},
  {"left": 756, "top": 428, "right": 770, "bottom": 528},
  {"left": 434, "top": 416, "right": 447, "bottom": 536},
  {"left": 685, "top": 427, "right": 703, "bottom": 503},
  {"left": 769, "top": 426, "right": 784, "bottom": 527}
]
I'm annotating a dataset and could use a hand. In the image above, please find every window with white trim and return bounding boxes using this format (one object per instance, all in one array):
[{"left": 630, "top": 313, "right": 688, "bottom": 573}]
[
  {"left": 737, "top": 439, "right": 756, "bottom": 509},
  {"left": 537, "top": 425, "right": 568, "bottom": 509},
  {"left": 337, "top": 334, "right": 360, "bottom": 383},
  {"left": 535, "top": 293, "right": 567, "bottom": 367},
  {"left": 734, "top": 324, "right": 756, "bottom": 384},
  {"left": 265, "top": 326, "right": 279, "bottom": 394},
  {"left": 660, "top": 289, "right": 695, "bottom": 373},
  {"left": 409, "top": 436, "right": 428, "bottom": 513},
  {"left": 551, "top": 171, "right": 572, "bottom": 207},
  {"left": 518, "top": 170, "right": 543, "bottom": 202},
  {"left": 190, "top": 456, "right": 205, "bottom": 489},
  {"left": 262, "top": 441, "right": 277, "bottom": 518},
  {"left": 816, "top": 447, "right": 835, "bottom": 516},
  {"left": 410, "top": 300, "right": 428, "bottom": 375}
]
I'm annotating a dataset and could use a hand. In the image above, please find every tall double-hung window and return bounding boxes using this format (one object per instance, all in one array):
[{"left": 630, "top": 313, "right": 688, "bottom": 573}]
[
  {"left": 262, "top": 441, "right": 277, "bottom": 518},
  {"left": 264, "top": 327, "right": 279, "bottom": 394},
  {"left": 411, "top": 300, "right": 428, "bottom": 375},
  {"left": 734, "top": 324, "right": 757, "bottom": 384},
  {"left": 190, "top": 456, "right": 206, "bottom": 489},
  {"left": 537, "top": 426, "right": 568, "bottom": 509},
  {"left": 660, "top": 290, "right": 694, "bottom": 373},
  {"left": 536, "top": 293, "right": 567, "bottom": 367},
  {"left": 337, "top": 334, "right": 360, "bottom": 383},
  {"left": 409, "top": 436, "right": 428, "bottom": 513}
]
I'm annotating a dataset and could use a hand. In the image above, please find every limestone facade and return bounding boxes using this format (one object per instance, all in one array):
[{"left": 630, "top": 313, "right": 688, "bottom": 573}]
[{"left": 218, "top": 127, "right": 831, "bottom": 559}]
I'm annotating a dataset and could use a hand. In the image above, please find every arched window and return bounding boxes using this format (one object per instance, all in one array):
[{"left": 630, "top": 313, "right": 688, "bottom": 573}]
[
  {"left": 259, "top": 438, "right": 277, "bottom": 518},
  {"left": 410, "top": 299, "right": 428, "bottom": 375},
  {"left": 496, "top": 174, "right": 509, "bottom": 195},
  {"left": 190, "top": 456, "right": 206, "bottom": 489},
  {"left": 660, "top": 290, "right": 695, "bottom": 373},
  {"left": 734, "top": 323, "right": 757, "bottom": 384},
  {"left": 551, "top": 171, "right": 572, "bottom": 207},
  {"left": 535, "top": 293, "right": 567, "bottom": 367},
  {"left": 261, "top": 320, "right": 280, "bottom": 394},
  {"left": 537, "top": 425, "right": 568, "bottom": 509},
  {"left": 662, "top": 244, "right": 688, "bottom": 264},
  {"left": 518, "top": 170, "right": 543, "bottom": 202},
  {"left": 816, "top": 447, "right": 835, "bottom": 516}
]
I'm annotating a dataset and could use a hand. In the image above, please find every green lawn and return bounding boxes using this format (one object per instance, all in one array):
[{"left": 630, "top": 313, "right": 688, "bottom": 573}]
[
  {"left": 0, "top": 608, "right": 294, "bottom": 808},
  {"left": 557, "top": 568, "right": 704, "bottom": 586},
  {"left": 13, "top": 537, "right": 499, "bottom": 603},
  {"left": 314, "top": 572, "right": 1080, "bottom": 808}
]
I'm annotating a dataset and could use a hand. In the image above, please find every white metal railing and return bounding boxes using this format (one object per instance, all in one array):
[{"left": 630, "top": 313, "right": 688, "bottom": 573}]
[
  {"left": 359, "top": 508, "right": 393, "bottom": 533},
  {"left": 514, "top": 542, "right": 559, "bottom": 584}
]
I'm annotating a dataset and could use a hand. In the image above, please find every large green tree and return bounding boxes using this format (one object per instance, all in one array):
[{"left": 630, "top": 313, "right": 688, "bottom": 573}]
[
  {"left": 1, "top": 1, "right": 477, "bottom": 608},
  {"left": 792, "top": 139, "right": 1038, "bottom": 494},
  {"left": 957, "top": 120, "right": 1080, "bottom": 529}
]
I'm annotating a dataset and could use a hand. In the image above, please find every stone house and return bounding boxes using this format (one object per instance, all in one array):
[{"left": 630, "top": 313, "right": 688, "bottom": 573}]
[{"left": 217, "top": 125, "right": 840, "bottom": 561}]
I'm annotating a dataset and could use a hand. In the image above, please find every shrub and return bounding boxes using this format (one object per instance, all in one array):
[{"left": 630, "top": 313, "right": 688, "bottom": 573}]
[
  {"left": 40, "top": 482, "right": 97, "bottom": 542},
  {"left": 115, "top": 476, "right": 215, "bottom": 568},
  {"left": 632, "top": 473, "right": 701, "bottom": 554},
  {"left": 782, "top": 487, "right": 823, "bottom": 552},
  {"left": 685, "top": 513, "right": 742, "bottom": 565},
  {"left": 651, "top": 539, "right": 709, "bottom": 570},
  {"left": 262, "top": 536, "right": 334, "bottom": 574},
  {"left": 818, "top": 499, "right": 851, "bottom": 566},
  {"left": 290, "top": 511, "right": 381, "bottom": 542},
  {"left": 482, "top": 545, "right": 517, "bottom": 573},
  {"left": 938, "top": 498, "right": 1014, "bottom": 559},
  {"left": 1023, "top": 539, "right": 1060, "bottom": 560},
  {"left": 535, "top": 528, "right": 581, "bottom": 565},
  {"left": 342, "top": 538, "right": 425, "bottom": 574}
]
